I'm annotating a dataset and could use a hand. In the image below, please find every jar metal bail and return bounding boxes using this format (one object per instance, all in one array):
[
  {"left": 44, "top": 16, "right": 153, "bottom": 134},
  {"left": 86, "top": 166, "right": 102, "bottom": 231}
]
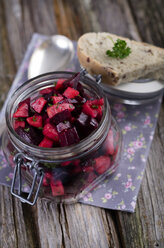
[{"left": 11, "top": 153, "right": 44, "bottom": 205}]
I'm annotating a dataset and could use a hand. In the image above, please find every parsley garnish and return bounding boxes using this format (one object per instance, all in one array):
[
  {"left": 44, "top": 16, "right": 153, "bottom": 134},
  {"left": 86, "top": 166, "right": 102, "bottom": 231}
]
[
  {"left": 32, "top": 116, "right": 38, "bottom": 122},
  {"left": 38, "top": 127, "right": 43, "bottom": 130},
  {"left": 54, "top": 82, "right": 57, "bottom": 86},
  {"left": 48, "top": 103, "right": 53, "bottom": 107},
  {"left": 92, "top": 105, "right": 98, "bottom": 109},
  {"left": 17, "top": 117, "right": 25, "bottom": 121},
  {"left": 24, "top": 128, "right": 30, "bottom": 132},
  {"left": 106, "top": 38, "right": 131, "bottom": 59}
]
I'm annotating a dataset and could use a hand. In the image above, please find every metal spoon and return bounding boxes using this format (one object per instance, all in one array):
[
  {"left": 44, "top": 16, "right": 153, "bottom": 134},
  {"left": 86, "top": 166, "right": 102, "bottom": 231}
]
[{"left": 28, "top": 35, "right": 74, "bottom": 79}]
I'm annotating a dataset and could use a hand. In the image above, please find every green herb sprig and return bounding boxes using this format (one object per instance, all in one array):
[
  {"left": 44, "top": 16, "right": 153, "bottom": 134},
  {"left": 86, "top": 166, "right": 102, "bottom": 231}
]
[{"left": 106, "top": 38, "right": 131, "bottom": 59}]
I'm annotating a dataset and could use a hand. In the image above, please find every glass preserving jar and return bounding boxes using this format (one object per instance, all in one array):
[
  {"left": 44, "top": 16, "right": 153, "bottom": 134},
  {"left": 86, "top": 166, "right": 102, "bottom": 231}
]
[{"left": 2, "top": 71, "right": 122, "bottom": 205}]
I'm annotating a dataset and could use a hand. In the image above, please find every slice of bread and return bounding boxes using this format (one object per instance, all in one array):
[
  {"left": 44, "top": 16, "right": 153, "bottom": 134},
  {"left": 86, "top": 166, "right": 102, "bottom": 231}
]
[{"left": 77, "top": 32, "right": 164, "bottom": 85}]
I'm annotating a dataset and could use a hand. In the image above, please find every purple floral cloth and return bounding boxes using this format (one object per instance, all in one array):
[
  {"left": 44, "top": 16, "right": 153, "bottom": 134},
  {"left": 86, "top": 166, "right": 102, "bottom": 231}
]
[{"left": 0, "top": 34, "right": 163, "bottom": 212}]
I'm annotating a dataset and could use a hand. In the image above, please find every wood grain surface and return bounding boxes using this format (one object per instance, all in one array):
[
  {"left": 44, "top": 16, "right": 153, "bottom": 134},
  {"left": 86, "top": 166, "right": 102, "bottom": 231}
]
[{"left": 0, "top": 0, "right": 163, "bottom": 247}]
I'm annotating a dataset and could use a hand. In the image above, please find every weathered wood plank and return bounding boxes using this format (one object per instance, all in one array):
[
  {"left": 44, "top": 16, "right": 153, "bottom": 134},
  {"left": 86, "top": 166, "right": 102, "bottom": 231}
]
[
  {"left": 0, "top": 186, "right": 37, "bottom": 248},
  {"left": 128, "top": 0, "right": 164, "bottom": 47},
  {"left": 3, "top": 0, "right": 57, "bottom": 67},
  {"left": 0, "top": 0, "right": 16, "bottom": 109},
  {"left": 36, "top": 200, "right": 121, "bottom": 248},
  {"left": 0, "top": 0, "right": 163, "bottom": 247}
]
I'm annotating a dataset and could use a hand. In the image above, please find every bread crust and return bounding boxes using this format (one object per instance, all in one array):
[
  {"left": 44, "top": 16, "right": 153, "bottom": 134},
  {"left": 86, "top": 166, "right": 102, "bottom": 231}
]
[{"left": 77, "top": 46, "right": 119, "bottom": 86}]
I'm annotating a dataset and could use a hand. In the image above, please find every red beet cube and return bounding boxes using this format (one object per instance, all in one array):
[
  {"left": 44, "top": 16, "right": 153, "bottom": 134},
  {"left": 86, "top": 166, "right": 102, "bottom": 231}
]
[
  {"left": 47, "top": 103, "right": 75, "bottom": 118},
  {"left": 18, "top": 98, "right": 30, "bottom": 107},
  {"left": 31, "top": 97, "right": 47, "bottom": 113},
  {"left": 15, "top": 126, "right": 43, "bottom": 145},
  {"left": 39, "top": 137, "right": 53, "bottom": 148},
  {"left": 43, "top": 172, "right": 52, "bottom": 186},
  {"left": 63, "top": 87, "right": 79, "bottom": 99},
  {"left": 61, "top": 161, "right": 72, "bottom": 167},
  {"left": 52, "top": 95, "right": 63, "bottom": 104},
  {"left": 105, "top": 129, "right": 114, "bottom": 155},
  {"left": 26, "top": 115, "right": 42, "bottom": 128},
  {"left": 56, "top": 121, "right": 71, "bottom": 133},
  {"left": 39, "top": 87, "right": 53, "bottom": 95},
  {"left": 91, "top": 98, "right": 104, "bottom": 106},
  {"left": 43, "top": 123, "right": 59, "bottom": 142},
  {"left": 13, "top": 120, "right": 26, "bottom": 130},
  {"left": 51, "top": 109, "right": 72, "bottom": 125},
  {"left": 55, "top": 79, "right": 66, "bottom": 90},
  {"left": 13, "top": 103, "right": 29, "bottom": 118},
  {"left": 82, "top": 100, "right": 103, "bottom": 118},
  {"left": 82, "top": 101, "right": 97, "bottom": 118},
  {"left": 59, "top": 127, "right": 80, "bottom": 147},
  {"left": 50, "top": 179, "right": 65, "bottom": 196},
  {"left": 94, "top": 156, "right": 111, "bottom": 175}
]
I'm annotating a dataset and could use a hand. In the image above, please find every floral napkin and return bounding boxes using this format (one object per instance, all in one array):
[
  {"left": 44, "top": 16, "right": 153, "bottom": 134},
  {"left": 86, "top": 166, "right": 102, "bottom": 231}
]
[{"left": 0, "top": 33, "right": 163, "bottom": 212}]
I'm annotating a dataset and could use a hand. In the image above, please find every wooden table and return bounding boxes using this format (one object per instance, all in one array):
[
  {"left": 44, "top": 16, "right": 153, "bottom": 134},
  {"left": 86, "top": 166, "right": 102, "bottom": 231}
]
[{"left": 0, "top": 1, "right": 163, "bottom": 247}]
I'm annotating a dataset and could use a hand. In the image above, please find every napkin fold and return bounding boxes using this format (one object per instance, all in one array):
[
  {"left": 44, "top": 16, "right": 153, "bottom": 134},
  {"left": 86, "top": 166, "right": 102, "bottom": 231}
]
[{"left": 0, "top": 33, "right": 163, "bottom": 212}]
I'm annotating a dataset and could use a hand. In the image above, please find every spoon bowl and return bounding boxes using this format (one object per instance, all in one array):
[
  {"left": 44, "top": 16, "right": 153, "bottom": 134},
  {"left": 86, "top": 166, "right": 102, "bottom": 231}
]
[{"left": 28, "top": 35, "right": 74, "bottom": 79}]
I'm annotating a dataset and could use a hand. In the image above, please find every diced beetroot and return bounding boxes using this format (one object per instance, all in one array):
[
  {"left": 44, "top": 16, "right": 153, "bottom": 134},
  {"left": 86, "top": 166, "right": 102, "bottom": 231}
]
[
  {"left": 61, "top": 161, "right": 72, "bottom": 167},
  {"left": 105, "top": 129, "right": 115, "bottom": 155},
  {"left": 39, "top": 87, "right": 53, "bottom": 95},
  {"left": 18, "top": 98, "right": 30, "bottom": 107},
  {"left": 73, "top": 159, "right": 80, "bottom": 166},
  {"left": 47, "top": 103, "right": 75, "bottom": 118},
  {"left": 31, "top": 97, "right": 47, "bottom": 113},
  {"left": 26, "top": 115, "right": 42, "bottom": 128},
  {"left": 76, "top": 82, "right": 84, "bottom": 95},
  {"left": 90, "top": 98, "right": 104, "bottom": 106},
  {"left": 43, "top": 172, "right": 52, "bottom": 186},
  {"left": 75, "top": 112, "right": 98, "bottom": 139},
  {"left": 15, "top": 126, "right": 43, "bottom": 145},
  {"left": 71, "top": 165, "right": 82, "bottom": 175},
  {"left": 39, "top": 137, "right": 53, "bottom": 148},
  {"left": 94, "top": 156, "right": 111, "bottom": 175},
  {"left": 13, "top": 120, "right": 25, "bottom": 130},
  {"left": 88, "top": 117, "right": 99, "bottom": 131},
  {"left": 68, "top": 72, "right": 80, "bottom": 88},
  {"left": 70, "top": 117, "right": 75, "bottom": 123},
  {"left": 55, "top": 79, "right": 66, "bottom": 91},
  {"left": 76, "top": 112, "right": 88, "bottom": 129},
  {"left": 83, "top": 100, "right": 103, "bottom": 118},
  {"left": 112, "top": 145, "right": 119, "bottom": 161},
  {"left": 82, "top": 101, "right": 98, "bottom": 118},
  {"left": 56, "top": 121, "right": 71, "bottom": 133},
  {"left": 51, "top": 109, "right": 72, "bottom": 125},
  {"left": 59, "top": 127, "right": 80, "bottom": 147},
  {"left": 87, "top": 172, "right": 97, "bottom": 183},
  {"left": 63, "top": 87, "right": 79, "bottom": 99},
  {"left": 82, "top": 165, "right": 94, "bottom": 172},
  {"left": 61, "top": 98, "right": 78, "bottom": 104},
  {"left": 75, "top": 95, "right": 86, "bottom": 104},
  {"left": 43, "top": 123, "right": 59, "bottom": 142},
  {"left": 60, "top": 72, "right": 80, "bottom": 90},
  {"left": 13, "top": 103, "right": 29, "bottom": 118},
  {"left": 50, "top": 179, "right": 64, "bottom": 196},
  {"left": 44, "top": 92, "right": 54, "bottom": 103},
  {"left": 52, "top": 95, "right": 63, "bottom": 104},
  {"left": 42, "top": 112, "right": 50, "bottom": 125}
]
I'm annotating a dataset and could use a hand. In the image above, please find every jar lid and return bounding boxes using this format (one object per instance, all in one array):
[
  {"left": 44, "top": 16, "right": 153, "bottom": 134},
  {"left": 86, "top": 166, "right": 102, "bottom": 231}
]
[{"left": 101, "top": 79, "right": 163, "bottom": 105}]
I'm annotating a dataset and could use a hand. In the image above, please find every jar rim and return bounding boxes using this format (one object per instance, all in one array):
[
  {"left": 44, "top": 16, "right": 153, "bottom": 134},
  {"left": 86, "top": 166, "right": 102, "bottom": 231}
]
[{"left": 6, "top": 71, "right": 111, "bottom": 162}]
